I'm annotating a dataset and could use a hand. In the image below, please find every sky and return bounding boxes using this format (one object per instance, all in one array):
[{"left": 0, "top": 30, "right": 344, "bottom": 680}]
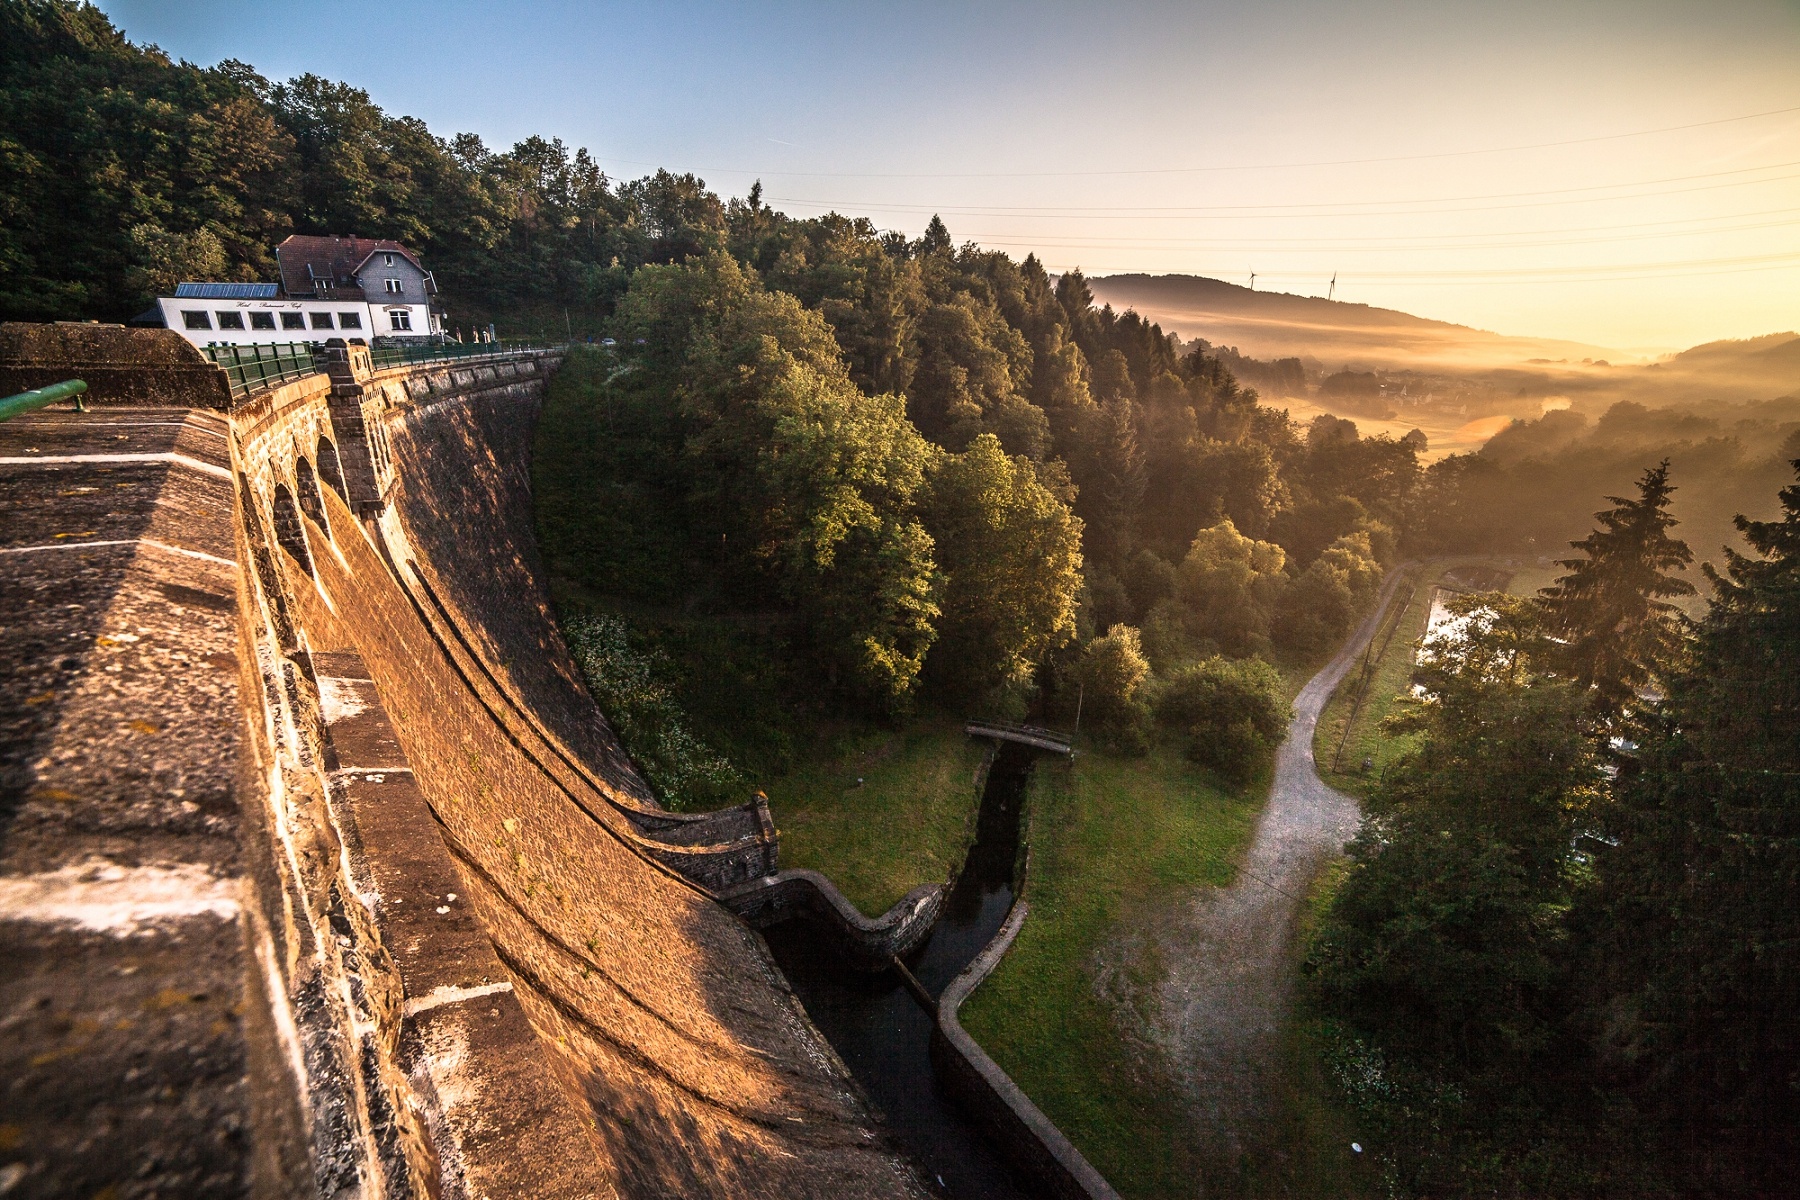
[{"left": 96, "top": 0, "right": 1800, "bottom": 355}]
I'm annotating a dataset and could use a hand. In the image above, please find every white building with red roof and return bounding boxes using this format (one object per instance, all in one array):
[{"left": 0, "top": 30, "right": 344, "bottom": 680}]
[{"left": 153, "top": 234, "right": 446, "bottom": 348}]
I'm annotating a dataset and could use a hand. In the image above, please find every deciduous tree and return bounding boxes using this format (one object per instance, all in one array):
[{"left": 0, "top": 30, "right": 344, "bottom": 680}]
[{"left": 922, "top": 434, "right": 1083, "bottom": 703}]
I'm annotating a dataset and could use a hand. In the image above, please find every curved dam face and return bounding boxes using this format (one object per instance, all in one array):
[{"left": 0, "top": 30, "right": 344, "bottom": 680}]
[{"left": 0, "top": 326, "right": 926, "bottom": 1199}]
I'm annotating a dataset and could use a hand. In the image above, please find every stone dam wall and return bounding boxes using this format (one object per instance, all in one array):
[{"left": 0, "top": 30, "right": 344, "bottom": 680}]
[{"left": 0, "top": 326, "right": 933, "bottom": 1199}]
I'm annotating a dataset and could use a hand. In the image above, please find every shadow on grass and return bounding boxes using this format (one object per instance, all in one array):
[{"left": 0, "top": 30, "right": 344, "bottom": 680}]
[{"left": 958, "top": 746, "right": 1257, "bottom": 1198}]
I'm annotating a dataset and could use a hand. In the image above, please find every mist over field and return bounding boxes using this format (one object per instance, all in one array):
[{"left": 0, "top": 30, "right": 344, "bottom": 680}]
[{"left": 1084, "top": 273, "right": 1800, "bottom": 580}]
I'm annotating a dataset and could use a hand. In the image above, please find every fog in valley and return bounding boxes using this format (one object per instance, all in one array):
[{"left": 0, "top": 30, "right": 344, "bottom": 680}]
[
  {"left": 7, "top": 3, "right": 1798, "bottom": 1198},
  {"left": 1093, "top": 273, "right": 1800, "bottom": 585}
]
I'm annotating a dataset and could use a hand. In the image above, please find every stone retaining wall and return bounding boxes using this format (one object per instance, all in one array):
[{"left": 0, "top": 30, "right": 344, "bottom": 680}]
[
  {"left": 719, "top": 871, "right": 945, "bottom": 971},
  {"left": 931, "top": 902, "right": 1122, "bottom": 1200},
  {"left": 0, "top": 329, "right": 928, "bottom": 1199},
  {"left": 0, "top": 321, "right": 235, "bottom": 407}
]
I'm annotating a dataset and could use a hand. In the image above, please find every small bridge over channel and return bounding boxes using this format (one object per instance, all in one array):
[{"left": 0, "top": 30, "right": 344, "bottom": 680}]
[{"left": 964, "top": 719, "right": 1074, "bottom": 755}]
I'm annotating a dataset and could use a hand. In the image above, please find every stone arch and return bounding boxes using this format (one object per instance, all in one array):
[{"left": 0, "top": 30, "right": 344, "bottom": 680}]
[
  {"left": 239, "top": 477, "right": 298, "bottom": 651},
  {"left": 271, "top": 483, "right": 314, "bottom": 576},
  {"left": 294, "top": 456, "right": 329, "bottom": 538},
  {"left": 316, "top": 435, "right": 347, "bottom": 503}
]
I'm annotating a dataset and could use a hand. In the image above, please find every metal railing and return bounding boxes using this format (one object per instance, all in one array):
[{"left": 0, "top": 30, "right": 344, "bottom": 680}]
[
  {"left": 365, "top": 338, "right": 559, "bottom": 372},
  {"left": 202, "top": 342, "right": 320, "bottom": 400},
  {"left": 202, "top": 339, "right": 562, "bottom": 401},
  {"left": 0, "top": 378, "right": 87, "bottom": 422}
]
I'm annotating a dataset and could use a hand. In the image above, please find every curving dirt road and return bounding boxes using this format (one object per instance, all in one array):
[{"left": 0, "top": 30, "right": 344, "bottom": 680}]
[{"left": 1151, "top": 570, "right": 1411, "bottom": 1175}]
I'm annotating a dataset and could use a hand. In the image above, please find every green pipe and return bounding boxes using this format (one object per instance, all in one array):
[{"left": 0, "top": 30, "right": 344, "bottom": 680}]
[{"left": 0, "top": 379, "right": 87, "bottom": 422}]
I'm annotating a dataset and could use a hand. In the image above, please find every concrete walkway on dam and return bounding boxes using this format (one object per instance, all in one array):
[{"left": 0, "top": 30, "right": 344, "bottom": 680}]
[{"left": 1153, "top": 569, "right": 1410, "bottom": 1167}]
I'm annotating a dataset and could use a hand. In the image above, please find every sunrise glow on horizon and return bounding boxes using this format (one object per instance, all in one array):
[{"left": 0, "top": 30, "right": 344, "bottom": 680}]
[{"left": 97, "top": 0, "right": 1800, "bottom": 354}]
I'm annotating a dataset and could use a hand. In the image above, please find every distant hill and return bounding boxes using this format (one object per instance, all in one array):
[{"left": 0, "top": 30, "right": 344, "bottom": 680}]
[
  {"left": 1624, "top": 332, "right": 1800, "bottom": 408},
  {"left": 1087, "top": 274, "right": 1618, "bottom": 371},
  {"left": 1087, "top": 274, "right": 1800, "bottom": 413},
  {"left": 1660, "top": 332, "right": 1800, "bottom": 379}
]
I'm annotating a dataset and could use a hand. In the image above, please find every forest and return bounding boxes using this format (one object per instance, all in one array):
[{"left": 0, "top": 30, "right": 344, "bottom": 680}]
[
  {"left": 4, "top": 2, "right": 1797, "bottom": 1194},
  {"left": 1313, "top": 463, "right": 1798, "bottom": 1196}
]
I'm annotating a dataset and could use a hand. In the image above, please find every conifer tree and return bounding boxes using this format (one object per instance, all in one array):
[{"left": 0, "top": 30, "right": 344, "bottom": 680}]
[
  {"left": 1538, "top": 460, "right": 1693, "bottom": 718},
  {"left": 1685, "top": 458, "right": 1800, "bottom": 768},
  {"left": 1070, "top": 395, "right": 1146, "bottom": 567},
  {"left": 917, "top": 214, "right": 952, "bottom": 257},
  {"left": 1585, "top": 460, "right": 1800, "bottom": 1193}
]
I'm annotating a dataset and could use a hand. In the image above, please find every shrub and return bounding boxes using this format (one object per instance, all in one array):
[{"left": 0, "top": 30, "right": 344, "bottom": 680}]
[
  {"left": 1138, "top": 597, "right": 1200, "bottom": 673},
  {"left": 1154, "top": 655, "right": 1289, "bottom": 783},
  {"left": 1077, "top": 624, "right": 1153, "bottom": 752},
  {"left": 563, "top": 611, "right": 747, "bottom": 811},
  {"left": 1078, "top": 624, "right": 1149, "bottom": 716}
]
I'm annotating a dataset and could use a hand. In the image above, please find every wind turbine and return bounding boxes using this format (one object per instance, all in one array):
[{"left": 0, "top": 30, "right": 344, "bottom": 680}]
[
  {"left": 1248, "top": 269, "right": 1257, "bottom": 292},
  {"left": 1328, "top": 272, "right": 1337, "bottom": 302}
]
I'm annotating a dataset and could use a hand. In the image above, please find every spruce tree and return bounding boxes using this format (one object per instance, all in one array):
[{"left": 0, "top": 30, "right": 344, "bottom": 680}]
[
  {"left": 917, "top": 213, "right": 952, "bottom": 257},
  {"left": 1539, "top": 459, "right": 1693, "bottom": 719},
  {"left": 1585, "top": 460, "right": 1800, "bottom": 1193},
  {"left": 1685, "top": 458, "right": 1800, "bottom": 768}
]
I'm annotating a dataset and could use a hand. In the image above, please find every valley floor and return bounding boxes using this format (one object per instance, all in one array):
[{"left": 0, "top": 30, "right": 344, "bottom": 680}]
[
  {"left": 962, "top": 580, "right": 1405, "bottom": 1198},
  {"left": 1314, "top": 555, "right": 1551, "bottom": 799},
  {"left": 958, "top": 747, "right": 1259, "bottom": 1196},
  {"left": 766, "top": 716, "right": 988, "bottom": 914}
]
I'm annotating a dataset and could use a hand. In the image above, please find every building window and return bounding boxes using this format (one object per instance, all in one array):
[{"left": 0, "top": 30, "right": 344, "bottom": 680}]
[
  {"left": 216, "top": 310, "right": 245, "bottom": 330},
  {"left": 316, "top": 277, "right": 334, "bottom": 292},
  {"left": 337, "top": 311, "right": 362, "bottom": 329},
  {"left": 250, "top": 312, "right": 277, "bottom": 330},
  {"left": 388, "top": 309, "right": 412, "bottom": 332},
  {"left": 382, "top": 253, "right": 394, "bottom": 266},
  {"left": 310, "top": 312, "right": 335, "bottom": 329},
  {"left": 384, "top": 278, "right": 403, "bottom": 294},
  {"left": 280, "top": 312, "right": 306, "bottom": 330},
  {"left": 182, "top": 310, "right": 212, "bottom": 330}
]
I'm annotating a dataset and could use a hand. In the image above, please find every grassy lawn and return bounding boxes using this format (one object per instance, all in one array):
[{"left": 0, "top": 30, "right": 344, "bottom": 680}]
[
  {"left": 959, "top": 745, "right": 1263, "bottom": 1198},
  {"left": 1313, "top": 564, "right": 1434, "bottom": 797},
  {"left": 1312, "top": 557, "right": 1552, "bottom": 797},
  {"left": 767, "top": 716, "right": 988, "bottom": 914}
]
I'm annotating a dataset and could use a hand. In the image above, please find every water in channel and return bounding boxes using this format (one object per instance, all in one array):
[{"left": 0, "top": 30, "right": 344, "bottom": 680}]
[{"left": 763, "top": 742, "right": 1038, "bottom": 1199}]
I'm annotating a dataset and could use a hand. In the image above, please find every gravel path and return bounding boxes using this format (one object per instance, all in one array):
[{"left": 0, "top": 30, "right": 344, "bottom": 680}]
[{"left": 1151, "top": 571, "right": 1410, "bottom": 1172}]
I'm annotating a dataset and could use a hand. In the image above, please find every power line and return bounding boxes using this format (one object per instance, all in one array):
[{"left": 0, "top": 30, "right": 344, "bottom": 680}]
[
  {"left": 593, "top": 102, "right": 1800, "bottom": 181},
  {"left": 968, "top": 205, "right": 1800, "bottom": 241},
  {"left": 1038, "top": 256, "right": 1800, "bottom": 287},
  {"left": 960, "top": 213, "right": 1800, "bottom": 252},
  {"left": 1273, "top": 249, "right": 1800, "bottom": 278},
  {"left": 767, "top": 159, "right": 1800, "bottom": 220},
  {"left": 772, "top": 172, "right": 1800, "bottom": 222}
]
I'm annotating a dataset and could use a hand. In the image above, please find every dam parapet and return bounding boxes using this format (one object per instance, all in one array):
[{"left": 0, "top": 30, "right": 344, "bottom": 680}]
[{"left": 0, "top": 325, "right": 928, "bottom": 1199}]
